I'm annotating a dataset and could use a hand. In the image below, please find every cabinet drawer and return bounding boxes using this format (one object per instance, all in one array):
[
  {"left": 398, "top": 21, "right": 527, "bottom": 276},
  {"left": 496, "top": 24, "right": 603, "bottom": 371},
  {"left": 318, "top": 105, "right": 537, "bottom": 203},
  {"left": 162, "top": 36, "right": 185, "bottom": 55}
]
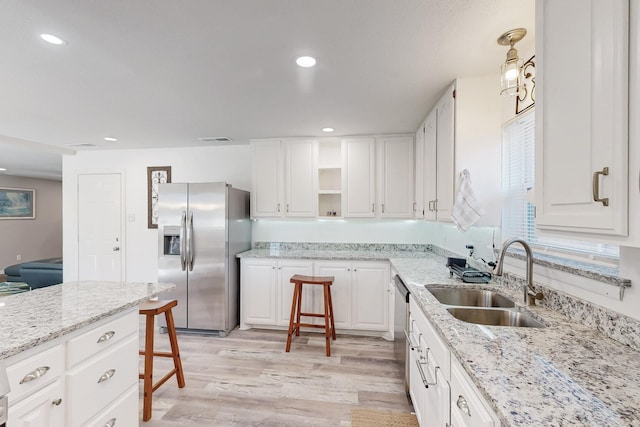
[
  {"left": 83, "top": 384, "right": 138, "bottom": 427},
  {"left": 66, "top": 310, "right": 138, "bottom": 368},
  {"left": 7, "top": 344, "right": 64, "bottom": 404},
  {"left": 410, "top": 298, "right": 450, "bottom": 379},
  {"left": 66, "top": 335, "right": 138, "bottom": 427},
  {"left": 450, "top": 358, "right": 497, "bottom": 427}
]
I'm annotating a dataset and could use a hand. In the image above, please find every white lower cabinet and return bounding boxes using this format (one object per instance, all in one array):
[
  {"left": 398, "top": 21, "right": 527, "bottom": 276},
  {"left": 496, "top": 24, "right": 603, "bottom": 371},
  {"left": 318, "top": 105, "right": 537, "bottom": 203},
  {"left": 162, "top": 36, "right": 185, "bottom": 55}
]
[
  {"left": 409, "top": 296, "right": 499, "bottom": 427},
  {"left": 450, "top": 357, "right": 500, "bottom": 427},
  {"left": 8, "top": 379, "right": 65, "bottom": 427},
  {"left": 6, "top": 309, "right": 139, "bottom": 427},
  {"left": 83, "top": 384, "right": 138, "bottom": 427},
  {"left": 241, "top": 258, "right": 391, "bottom": 338}
]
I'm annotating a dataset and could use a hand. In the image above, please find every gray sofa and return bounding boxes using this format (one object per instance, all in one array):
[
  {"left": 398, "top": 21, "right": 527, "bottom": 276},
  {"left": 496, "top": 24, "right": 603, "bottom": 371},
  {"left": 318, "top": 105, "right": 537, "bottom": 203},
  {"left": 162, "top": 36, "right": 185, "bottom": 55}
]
[{"left": 4, "top": 257, "right": 63, "bottom": 289}]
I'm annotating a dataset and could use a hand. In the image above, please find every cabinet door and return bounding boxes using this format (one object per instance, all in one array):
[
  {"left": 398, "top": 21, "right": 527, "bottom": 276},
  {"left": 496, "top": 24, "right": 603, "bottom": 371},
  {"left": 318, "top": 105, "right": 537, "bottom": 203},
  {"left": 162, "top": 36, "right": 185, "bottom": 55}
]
[
  {"left": 285, "top": 140, "right": 316, "bottom": 217},
  {"left": 535, "top": 0, "right": 628, "bottom": 235},
  {"left": 351, "top": 262, "right": 390, "bottom": 331},
  {"left": 9, "top": 380, "right": 65, "bottom": 427},
  {"left": 251, "top": 140, "right": 284, "bottom": 218},
  {"left": 408, "top": 315, "right": 426, "bottom": 426},
  {"left": 377, "top": 136, "right": 415, "bottom": 218},
  {"left": 414, "top": 123, "right": 425, "bottom": 219},
  {"left": 450, "top": 358, "right": 498, "bottom": 427},
  {"left": 423, "top": 109, "right": 438, "bottom": 221},
  {"left": 314, "top": 261, "right": 352, "bottom": 329},
  {"left": 241, "top": 260, "right": 278, "bottom": 326},
  {"left": 436, "top": 85, "right": 455, "bottom": 222},
  {"left": 277, "top": 260, "right": 314, "bottom": 326},
  {"left": 343, "top": 138, "right": 376, "bottom": 217}
]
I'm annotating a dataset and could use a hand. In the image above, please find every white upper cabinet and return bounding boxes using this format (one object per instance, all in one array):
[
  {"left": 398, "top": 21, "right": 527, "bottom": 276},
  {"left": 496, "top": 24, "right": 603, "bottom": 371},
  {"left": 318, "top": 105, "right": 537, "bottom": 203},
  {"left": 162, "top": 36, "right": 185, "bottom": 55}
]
[
  {"left": 535, "top": 0, "right": 629, "bottom": 236},
  {"left": 285, "top": 140, "right": 317, "bottom": 217},
  {"left": 377, "top": 136, "right": 415, "bottom": 218},
  {"left": 416, "top": 85, "right": 455, "bottom": 222},
  {"left": 251, "top": 140, "right": 284, "bottom": 218},
  {"left": 435, "top": 85, "right": 456, "bottom": 222},
  {"left": 251, "top": 139, "right": 316, "bottom": 218},
  {"left": 343, "top": 137, "right": 376, "bottom": 218}
]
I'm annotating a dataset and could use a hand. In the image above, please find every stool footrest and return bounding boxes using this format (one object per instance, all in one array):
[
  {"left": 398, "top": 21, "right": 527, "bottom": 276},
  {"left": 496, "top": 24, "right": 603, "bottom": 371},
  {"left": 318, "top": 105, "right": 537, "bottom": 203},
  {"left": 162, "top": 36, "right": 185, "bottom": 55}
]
[
  {"left": 299, "top": 312, "right": 327, "bottom": 318},
  {"left": 295, "top": 323, "right": 329, "bottom": 329},
  {"left": 139, "top": 350, "right": 178, "bottom": 358}
]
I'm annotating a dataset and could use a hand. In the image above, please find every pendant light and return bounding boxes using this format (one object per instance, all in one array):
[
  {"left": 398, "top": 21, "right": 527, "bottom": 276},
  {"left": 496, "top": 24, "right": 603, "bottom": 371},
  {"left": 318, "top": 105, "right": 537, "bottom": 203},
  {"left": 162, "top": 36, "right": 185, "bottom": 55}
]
[{"left": 497, "top": 28, "right": 527, "bottom": 96}]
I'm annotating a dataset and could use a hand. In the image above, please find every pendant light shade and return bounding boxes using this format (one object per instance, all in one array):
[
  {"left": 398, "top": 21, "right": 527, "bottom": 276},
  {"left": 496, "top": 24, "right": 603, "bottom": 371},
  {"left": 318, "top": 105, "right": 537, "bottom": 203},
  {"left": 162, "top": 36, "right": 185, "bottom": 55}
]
[{"left": 498, "top": 28, "right": 527, "bottom": 96}]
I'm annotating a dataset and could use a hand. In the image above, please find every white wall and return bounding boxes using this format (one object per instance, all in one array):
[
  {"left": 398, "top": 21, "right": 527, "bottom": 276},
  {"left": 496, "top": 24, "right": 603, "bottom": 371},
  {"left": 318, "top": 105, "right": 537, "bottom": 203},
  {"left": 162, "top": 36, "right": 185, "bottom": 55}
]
[
  {"left": 0, "top": 176, "right": 62, "bottom": 271},
  {"left": 62, "top": 145, "right": 251, "bottom": 282},
  {"left": 455, "top": 75, "right": 503, "bottom": 228}
]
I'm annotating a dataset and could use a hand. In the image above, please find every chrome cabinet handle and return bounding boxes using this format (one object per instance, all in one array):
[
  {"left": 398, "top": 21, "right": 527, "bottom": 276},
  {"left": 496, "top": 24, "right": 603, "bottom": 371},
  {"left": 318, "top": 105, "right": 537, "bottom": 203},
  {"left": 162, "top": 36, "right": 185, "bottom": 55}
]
[
  {"left": 382, "top": 203, "right": 385, "bottom": 213},
  {"left": 457, "top": 395, "right": 471, "bottom": 417},
  {"left": 415, "top": 359, "right": 433, "bottom": 389},
  {"left": 372, "top": 203, "right": 375, "bottom": 213},
  {"left": 97, "top": 369, "right": 116, "bottom": 384},
  {"left": 112, "top": 246, "right": 120, "bottom": 251},
  {"left": 51, "top": 398, "right": 62, "bottom": 406},
  {"left": 179, "top": 211, "right": 187, "bottom": 271},
  {"left": 103, "top": 418, "right": 117, "bottom": 427},
  {"left": 277, "top": 203, "right": 281, "bottom": 212},
  {"left": 413, "top": 202, "right": 416, "bottom": 212},
  {"left": 433, "top": 199, "right": 438, "bottom": 211},
  {"left": 286, "top": 203, "right": 289, "bottom": 213},
  {"left": 592, "top": 167, "right": 610, "bottom": 206},
  {"left": 405, "top": 330, "right": 417, "bottom": 350},
  {"left": 20, "top": 366, "right": 50, "bottom": 384},
  {"left": 97, "top": 330, "right": 115, "bottom": 343}
]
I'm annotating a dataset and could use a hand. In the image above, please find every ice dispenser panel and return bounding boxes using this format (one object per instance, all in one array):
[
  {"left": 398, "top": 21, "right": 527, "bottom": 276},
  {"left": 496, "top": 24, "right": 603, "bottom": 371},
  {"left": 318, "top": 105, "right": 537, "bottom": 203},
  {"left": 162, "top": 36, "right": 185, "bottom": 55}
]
[{"left": 163, "top": 226, "right": 181, "bottom": 255}]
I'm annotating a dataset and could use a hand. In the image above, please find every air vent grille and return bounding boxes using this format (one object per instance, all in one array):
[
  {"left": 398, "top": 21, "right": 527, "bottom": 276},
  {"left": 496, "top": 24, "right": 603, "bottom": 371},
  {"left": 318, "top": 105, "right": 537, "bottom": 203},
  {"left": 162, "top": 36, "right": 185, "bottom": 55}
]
[{"left": 197, "top": 137, "right": 233, "bottom": 143}]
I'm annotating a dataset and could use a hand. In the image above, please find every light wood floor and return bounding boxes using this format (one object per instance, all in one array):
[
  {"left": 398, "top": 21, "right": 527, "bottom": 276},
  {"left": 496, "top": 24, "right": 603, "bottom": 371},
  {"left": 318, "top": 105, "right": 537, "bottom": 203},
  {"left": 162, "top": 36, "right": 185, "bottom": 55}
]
[{"left": 138, "top": 325, "right": 413, "bottom": 426}]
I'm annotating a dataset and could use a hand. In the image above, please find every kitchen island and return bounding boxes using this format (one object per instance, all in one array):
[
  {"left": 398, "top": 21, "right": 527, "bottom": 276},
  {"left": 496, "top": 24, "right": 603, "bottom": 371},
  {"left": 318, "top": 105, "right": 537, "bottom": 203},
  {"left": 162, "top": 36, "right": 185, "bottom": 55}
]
[
  {"left": 239, "top": 243, "right": 640, "bottom": 426},
  {"left": 0, "top": 280, "right": 175, "bottom": 426}
]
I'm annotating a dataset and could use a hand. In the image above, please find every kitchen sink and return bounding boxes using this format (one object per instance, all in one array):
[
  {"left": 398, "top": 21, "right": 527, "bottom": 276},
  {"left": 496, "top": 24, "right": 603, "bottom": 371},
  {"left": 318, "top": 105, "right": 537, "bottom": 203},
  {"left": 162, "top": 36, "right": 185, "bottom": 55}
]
[
  {"left": 446, "top": 307, "right": 546, "bottom": 328},
  {"left": 426, "top": 287, "right": 515, "bottom": 308}
]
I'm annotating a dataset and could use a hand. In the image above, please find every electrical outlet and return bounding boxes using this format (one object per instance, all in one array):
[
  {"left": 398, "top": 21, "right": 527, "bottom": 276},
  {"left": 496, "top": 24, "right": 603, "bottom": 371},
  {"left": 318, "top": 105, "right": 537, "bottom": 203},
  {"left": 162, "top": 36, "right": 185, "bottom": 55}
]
[{"left": 16, "top": 254, "right": 21, "bottom": 261}]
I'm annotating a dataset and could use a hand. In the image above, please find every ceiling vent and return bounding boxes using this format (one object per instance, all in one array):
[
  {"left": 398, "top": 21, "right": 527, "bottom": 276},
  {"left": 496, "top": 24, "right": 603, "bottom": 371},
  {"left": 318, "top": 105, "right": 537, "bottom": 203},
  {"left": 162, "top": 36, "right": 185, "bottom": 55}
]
[
  {"left": 197, "top": 137, "right": 233, "bottom": 143},
  {"left": 67, "top": 143, "right": 97, "bottom": 148}
]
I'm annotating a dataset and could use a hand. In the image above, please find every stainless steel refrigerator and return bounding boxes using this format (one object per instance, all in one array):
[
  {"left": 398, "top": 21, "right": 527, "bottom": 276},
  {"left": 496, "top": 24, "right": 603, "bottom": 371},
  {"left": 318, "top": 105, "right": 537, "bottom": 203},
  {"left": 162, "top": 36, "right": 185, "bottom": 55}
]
[{"left": 157, "top": 182, "right": 251, "bottom": 336}]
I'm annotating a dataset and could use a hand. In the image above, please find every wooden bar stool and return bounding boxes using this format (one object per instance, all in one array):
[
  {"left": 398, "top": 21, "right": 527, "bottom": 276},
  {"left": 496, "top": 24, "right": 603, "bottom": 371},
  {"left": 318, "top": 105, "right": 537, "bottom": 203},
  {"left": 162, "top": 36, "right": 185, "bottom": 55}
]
[
  {"left": 285, "top": 274, "right": 336, "bottom": 357},
  {"left": 139, "top": 299, "right": 185, "bottom": 421}
]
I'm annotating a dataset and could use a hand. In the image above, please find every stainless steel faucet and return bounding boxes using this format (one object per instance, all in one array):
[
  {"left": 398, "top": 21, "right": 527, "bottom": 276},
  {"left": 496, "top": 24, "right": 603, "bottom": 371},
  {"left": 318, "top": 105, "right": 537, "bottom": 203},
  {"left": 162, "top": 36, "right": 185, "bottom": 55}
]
[{"left": 493, "top": 238, "right": 543, "bottom": 305}]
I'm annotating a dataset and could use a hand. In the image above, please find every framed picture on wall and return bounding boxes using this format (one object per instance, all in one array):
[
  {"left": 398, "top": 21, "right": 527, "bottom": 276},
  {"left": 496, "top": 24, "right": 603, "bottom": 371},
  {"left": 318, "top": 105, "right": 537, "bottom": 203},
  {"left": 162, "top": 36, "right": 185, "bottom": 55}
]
[
  {"left": 0, "top": 188, "right": 36, "bottom": 219},
  {"left": 147, "top": 166, "right": 171, "bottom": 229}
]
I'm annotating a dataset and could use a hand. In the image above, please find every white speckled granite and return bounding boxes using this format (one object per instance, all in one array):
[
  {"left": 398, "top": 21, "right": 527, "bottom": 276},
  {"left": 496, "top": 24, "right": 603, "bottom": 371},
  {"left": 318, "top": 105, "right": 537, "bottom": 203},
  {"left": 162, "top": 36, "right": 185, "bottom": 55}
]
[
  {"left": 0, "top": 281, "right": 175, "bottom": 360},
  {"left": 391, "top": 256, "right": 640, "bottom": 427},
  {"left": 239, "top": 243, "right": 640, "bottom": 425}
]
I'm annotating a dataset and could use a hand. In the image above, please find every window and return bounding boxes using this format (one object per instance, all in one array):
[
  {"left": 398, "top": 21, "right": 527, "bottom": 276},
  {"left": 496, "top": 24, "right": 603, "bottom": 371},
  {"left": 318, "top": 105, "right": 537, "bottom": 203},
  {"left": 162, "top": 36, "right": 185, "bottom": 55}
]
[{"left": 501, "top": 109, "right": 619, "bottom": 261}]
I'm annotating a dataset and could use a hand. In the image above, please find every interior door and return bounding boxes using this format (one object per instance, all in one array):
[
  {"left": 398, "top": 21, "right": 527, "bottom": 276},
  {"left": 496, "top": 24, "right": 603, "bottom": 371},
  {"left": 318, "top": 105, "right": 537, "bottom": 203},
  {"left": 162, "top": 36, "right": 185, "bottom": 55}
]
[{"left": 78, "top": 173, "right": 122, "bottom": 281}]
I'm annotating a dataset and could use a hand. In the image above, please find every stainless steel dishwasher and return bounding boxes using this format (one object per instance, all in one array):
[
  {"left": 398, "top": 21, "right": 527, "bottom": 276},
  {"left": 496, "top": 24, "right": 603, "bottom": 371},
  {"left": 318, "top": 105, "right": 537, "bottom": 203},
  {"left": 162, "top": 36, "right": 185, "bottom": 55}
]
[{"left": 393, "top": 274, "right": 410, "bottom": 393}]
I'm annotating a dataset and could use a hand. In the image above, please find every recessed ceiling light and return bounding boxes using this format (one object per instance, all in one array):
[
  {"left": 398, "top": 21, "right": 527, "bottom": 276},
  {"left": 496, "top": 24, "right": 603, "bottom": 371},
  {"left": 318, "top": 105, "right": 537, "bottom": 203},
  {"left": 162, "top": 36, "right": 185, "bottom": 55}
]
[
  {"left": 296, "top": 56, "right": 316, "bottom": 68},
  {"left": 0, "top": 168, "right": 6, "bottom": 171},
  {"left": 322, "top": 127, "right": 335, "bottom": 133},
  {"left": 40, "top": 33, "right": 67, "bottom": 45},
  {"left": 104, "top": 137, "right": 118, "bottom": 142}
]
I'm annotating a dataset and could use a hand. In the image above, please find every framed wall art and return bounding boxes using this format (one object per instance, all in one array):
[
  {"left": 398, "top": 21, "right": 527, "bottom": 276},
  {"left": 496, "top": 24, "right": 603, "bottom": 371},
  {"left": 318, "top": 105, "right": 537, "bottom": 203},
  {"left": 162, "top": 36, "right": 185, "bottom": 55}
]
[
  {"left": 0, "top": 187, "right": 35, "bottom": 219},
  {"left": 516, "top": 55, "right": 536, "bottom": 115},
  {"left": 147, "top": 166, "right": 172, "bottom": 229}
]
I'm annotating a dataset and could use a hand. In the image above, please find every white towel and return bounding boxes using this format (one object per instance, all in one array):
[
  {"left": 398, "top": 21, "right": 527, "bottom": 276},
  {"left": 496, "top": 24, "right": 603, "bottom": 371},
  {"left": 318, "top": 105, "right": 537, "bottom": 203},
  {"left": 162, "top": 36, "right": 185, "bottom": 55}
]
[{"left": 452, "top": 169, "right": 485, "bottom": 232}]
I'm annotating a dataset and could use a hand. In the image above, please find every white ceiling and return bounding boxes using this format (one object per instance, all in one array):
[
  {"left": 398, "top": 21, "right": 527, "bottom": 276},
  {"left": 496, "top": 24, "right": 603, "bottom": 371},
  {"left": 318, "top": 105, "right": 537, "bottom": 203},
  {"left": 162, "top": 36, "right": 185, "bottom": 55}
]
[{"left": 0, "top": 0, "right": 535, "bottom": 181}]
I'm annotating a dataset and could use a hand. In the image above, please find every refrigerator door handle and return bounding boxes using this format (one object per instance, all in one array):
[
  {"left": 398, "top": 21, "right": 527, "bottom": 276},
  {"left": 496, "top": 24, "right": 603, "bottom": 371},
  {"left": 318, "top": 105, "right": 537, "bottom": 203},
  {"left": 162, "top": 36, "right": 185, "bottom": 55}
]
[
  {"left": 187, "top": 210, "right": 195, "bottom": 271},
  {"left": 180, "top": 211, "right": 187, "bottom": 271}
]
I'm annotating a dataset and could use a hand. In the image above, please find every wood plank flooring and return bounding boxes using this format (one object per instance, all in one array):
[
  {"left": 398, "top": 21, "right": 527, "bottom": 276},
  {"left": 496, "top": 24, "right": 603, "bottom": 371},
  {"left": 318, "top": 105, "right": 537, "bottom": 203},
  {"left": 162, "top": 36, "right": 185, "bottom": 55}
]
[{"left": 138, "top": 325, "right": 413, "bottom": 426}]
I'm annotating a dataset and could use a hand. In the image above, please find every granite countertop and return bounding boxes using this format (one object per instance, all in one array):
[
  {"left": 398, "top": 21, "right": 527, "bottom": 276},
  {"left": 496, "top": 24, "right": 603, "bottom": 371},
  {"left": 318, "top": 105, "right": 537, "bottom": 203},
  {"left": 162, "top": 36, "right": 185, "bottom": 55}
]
[
  {"left": 0, "top": 281, "right": 175, "bottom": 360},
  {"left": 390, "top": 256, "right": 640, "bottom": 426},
  {"left": 237, "top": 248, "right": 433, "bottom": 261}
]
